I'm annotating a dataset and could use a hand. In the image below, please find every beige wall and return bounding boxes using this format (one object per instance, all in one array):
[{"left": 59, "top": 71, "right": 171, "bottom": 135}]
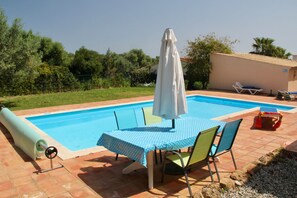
[
  {"left": 209, "top": 54, "right": 292, "bottom": 94},
  {"left": 288, "top": 69, "right": 297, "bottom": 91}
]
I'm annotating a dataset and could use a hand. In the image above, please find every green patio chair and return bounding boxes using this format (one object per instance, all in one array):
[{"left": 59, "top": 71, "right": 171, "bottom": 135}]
[
  {"left": 209, "top": 119, "right": 242, "bottom": 181},
  {"left": 142, "top": 107, "right": 163, "bottom": 164},
  {"left": 142, "top": 107, "right": 162, "bottom": 125},
  {"left": 114, "top": 109, "right": 138, "bottom": 160},
  {"left": 161, "top": 126, "right": 219, "bottom": 197}
]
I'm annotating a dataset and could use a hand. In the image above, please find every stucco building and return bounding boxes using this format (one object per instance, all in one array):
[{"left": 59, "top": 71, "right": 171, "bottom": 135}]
[{"left": 209, "top": 53, "right": 297, "bottom": 94}]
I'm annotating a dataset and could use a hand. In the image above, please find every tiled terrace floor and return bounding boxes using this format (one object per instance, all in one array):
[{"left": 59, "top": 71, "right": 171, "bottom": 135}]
[{"left": 1, "top": 90, "right": 297, "bottom": 197}]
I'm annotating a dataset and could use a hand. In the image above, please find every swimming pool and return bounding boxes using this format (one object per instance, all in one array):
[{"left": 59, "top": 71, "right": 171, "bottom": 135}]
[{"left": 26, "top": 95, "right": 295, "bottom": 152}]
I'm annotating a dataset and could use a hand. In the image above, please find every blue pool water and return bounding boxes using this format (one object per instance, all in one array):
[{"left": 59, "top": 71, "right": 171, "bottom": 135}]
[{"left": 26, "top": 95, "right": 295, "bottom": 151}]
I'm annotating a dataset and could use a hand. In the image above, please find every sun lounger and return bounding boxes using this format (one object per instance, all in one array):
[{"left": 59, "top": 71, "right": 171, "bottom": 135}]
[
  {"left": 232, "top": 82, "right": 263, "bottom": 95},
  {"left": 277, "top": 90, "right": 297, "bottom": 100}
]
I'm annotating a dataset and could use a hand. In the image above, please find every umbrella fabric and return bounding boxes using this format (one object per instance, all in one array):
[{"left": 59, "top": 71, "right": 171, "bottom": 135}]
[{"left": 153, "top": 28, "right": 188, "bottom": 120}]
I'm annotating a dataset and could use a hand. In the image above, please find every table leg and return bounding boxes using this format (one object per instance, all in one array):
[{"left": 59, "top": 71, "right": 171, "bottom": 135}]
[
  {"left": 121, "top": 151, "right": 154, "bottom": 189},
  {"left": 147, "top": 150, "right": 154, "bottom": 189}
]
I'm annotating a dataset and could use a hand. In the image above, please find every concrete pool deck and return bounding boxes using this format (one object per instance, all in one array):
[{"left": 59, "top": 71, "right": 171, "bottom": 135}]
[{"left": 1, "top": 90, "right": 297, "bottom": 197}]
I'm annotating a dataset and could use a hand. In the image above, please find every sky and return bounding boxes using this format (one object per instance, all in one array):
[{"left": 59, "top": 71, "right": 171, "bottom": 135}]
[{"left": 1, "top": 0, "right": 297, "bottom": 57}]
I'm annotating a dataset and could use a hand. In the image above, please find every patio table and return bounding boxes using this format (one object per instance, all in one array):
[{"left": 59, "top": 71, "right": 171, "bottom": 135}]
[{"left": 97, "top": 117, "right": 225, "bottom": 189}]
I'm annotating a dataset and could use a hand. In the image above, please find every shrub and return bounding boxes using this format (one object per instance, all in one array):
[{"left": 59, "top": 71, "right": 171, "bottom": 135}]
[
  {"left": 34, "top": 64, "right": 79, "bottom": 93},
  {"left": 130, "top": 67, "right": 156, "bottom": 86},
  {"left": 184, "top": 80, "right": 189, "bottom": 90},
  {"left": 193, "top": 81, "right": 203, "bottom": 90}
]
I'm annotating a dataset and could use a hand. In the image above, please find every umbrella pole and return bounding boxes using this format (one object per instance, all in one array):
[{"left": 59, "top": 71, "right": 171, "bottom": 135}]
[{"left": 172, "top": 119, "right": 175, "bottom": 128}]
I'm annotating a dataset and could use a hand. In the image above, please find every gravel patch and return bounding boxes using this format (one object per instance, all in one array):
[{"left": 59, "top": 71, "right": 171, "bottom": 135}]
[{"left": 221, "top": 157, "right": 297, "bottom": 198}]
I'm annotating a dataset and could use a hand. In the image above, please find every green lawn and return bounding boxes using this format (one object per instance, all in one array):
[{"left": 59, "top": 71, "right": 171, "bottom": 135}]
[{"left": 0, "top": 87, "right": 155, "bottom": 111}]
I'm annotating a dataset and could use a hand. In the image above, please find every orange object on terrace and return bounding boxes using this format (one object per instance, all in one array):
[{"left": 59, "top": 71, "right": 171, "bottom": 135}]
[{"left": 254, "top": 107, "right": 282, "bottom": 130}]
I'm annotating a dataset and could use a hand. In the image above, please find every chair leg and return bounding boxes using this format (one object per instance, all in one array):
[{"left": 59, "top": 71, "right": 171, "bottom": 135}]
[
  {"left": 115, "top": 153, "right": 119, "bottom": 160},
  {"left": 187, "top": 146, "right": 192, "bottom": 152},
  {"left": 161, "top": 158, "right": 166, "bottom": 183},
  {"left": 212, "top": 156, "right": 220, "bottom": 182},
  {"left": 154, "top": 150, "right": 158, "bottom": 164},
  {"left": 184, "top": 169, "right": 193, "bottom": 197},
  {"left": 230, "top": 149, "right": 237, "bottom": 170},
  {"left": 159, "top": 150, "right": 162, "bottom": 163},
  {"left": 207, "top": 160, "right": 214, "bottom": 182}
]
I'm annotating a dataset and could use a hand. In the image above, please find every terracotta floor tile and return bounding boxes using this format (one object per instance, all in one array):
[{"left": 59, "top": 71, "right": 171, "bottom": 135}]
[
  {"left": 31, "top": 172, "right": 51, "bottom": 182},
  {"left": 51, "top": 192, "right": 74, "bottom": 198},
  {"left": 0, "top": 188, "right": 18, "bottom": 198},
  {"left": 0, "top": 181, "right": 13, "bottom": 191},
  {"left": 16, "top": 182, "right": 39, "bottom": 195},
  {"left": 246, "top": 150, "right": 266, "bottom": 159},
  {"left": 0, "top": 175, "right": 10, "bottom": 183},
  {"left": 43, "top": 183, "right": 68, "bottom": 197},
  {"left": 258, "top": 145, "right": 278, "bottom": 154},
  {"left": 239, "top": 154, "right": 259, "bottom": 163},
  {"left": 7, "top": 168, "right": 31, "bottom": 179},
  {"left": 231, "top": 158, "right": 248, "bottom": 170},
  {"left": 69, "top": 186, "right": 101, "bottom": 198},
  {"left": 55, "top": 173, "right": 78, "bottom": 184},
  {"left": 232, "top": 149, "right": 250, "bottom": 156},
  {"left": 61, "top": 180, "right": 86, "bottom": 192},
  {"left": 11, "top": 175, "right": 33, "bottom": 187},
  {"left": 21, "top": 191, "right": 48, "bottom": 198}
]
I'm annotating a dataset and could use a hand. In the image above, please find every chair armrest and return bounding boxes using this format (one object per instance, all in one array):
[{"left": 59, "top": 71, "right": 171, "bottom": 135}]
[{"left": 164, "top": 150, "right": 186, "bottom": 168}]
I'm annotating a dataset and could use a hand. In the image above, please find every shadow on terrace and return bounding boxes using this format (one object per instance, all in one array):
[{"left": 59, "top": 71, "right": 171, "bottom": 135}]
[{"left": 62, "top": 154, "right": 214, "bottom": 197}]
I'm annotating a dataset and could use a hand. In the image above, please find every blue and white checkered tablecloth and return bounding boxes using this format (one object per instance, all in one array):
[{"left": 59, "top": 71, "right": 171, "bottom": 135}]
[{"left": 97, "top": 117, "right": 225, "bottom": 167}]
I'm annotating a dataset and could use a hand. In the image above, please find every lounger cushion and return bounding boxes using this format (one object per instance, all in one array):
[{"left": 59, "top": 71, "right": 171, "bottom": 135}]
[
  {"left": 242, "top": 86, "right": 261, "bottom": 89},
  {"left": 288, "top": 91, "right": 297, "bottom": 94}
]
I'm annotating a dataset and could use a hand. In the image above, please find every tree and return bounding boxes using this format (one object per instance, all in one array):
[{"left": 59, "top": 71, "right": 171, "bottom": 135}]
[
  {"left": 10, "top": 30, "right": 41, "bottom": 95},
  {"left": 251, "top": 37, "right": 291, "bottom": 59},
  {"left": 47, "top": 42, "right": 66, "bottom": 66},
  {"left": 124, "top": 49, "right": 155, "bottom": 68},
  {"left": 102, "top": 49, "right": 132, "bottom": 78},
  {"left": 38, "top": 37, "right": 72, "bottom": 67},
  {"left": 70, "top": 47, "right": 104, "bottom": 80},
  {"left": 38, "top": 37, "right": 53, "bottom": 62},
  {"left": 102, "top": 49, "right": 158, "bottom": 86},
  {"left": 122, "top": 49, "right": 158, "bottom": 86},
  {"left": 113, "top": 55, "right": 133, "bottom": 78},
  {"left": 0, "top": 9, "right": 9, "bottom": 69},
  {"left": 186, "top": 33, "right": 236, "bottom": 89},
  {"left": 0, "top": 9, "right": 41, "bottom": 95}
]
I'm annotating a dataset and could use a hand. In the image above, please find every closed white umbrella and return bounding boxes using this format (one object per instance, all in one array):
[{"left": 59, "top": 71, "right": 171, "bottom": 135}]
[{"left": 153, "top": 28, "right": 188, "bottom": 128}]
